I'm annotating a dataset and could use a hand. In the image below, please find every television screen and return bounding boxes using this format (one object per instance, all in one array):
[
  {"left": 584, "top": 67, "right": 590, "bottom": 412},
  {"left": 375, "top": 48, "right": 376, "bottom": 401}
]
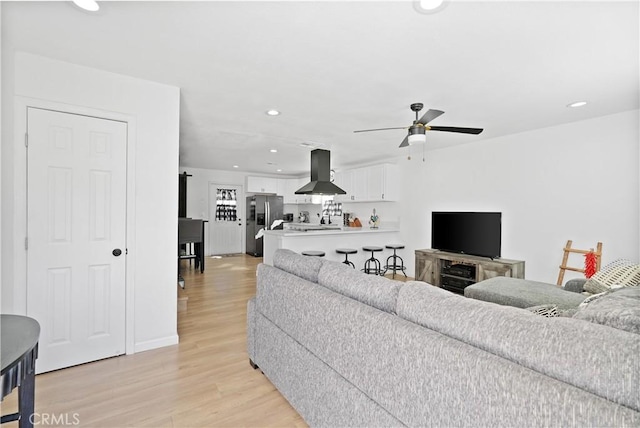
[{"left": 431, "top": 212, "right": 501, "bottom": 258}]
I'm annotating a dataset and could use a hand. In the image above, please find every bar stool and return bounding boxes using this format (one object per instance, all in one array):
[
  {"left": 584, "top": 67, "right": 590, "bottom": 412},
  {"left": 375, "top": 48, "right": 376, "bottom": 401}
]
[
  {"left": 362, "top": 246, "right": 383, "bottom": 275},
  {"left": 383, "top": 244, "right": 407, "bottom": 278},
  {"left": 336, "top": 248, "right": 357, "bottom": 268},
  {"left": 302, "top": 250, "right": 325, "bottom": 257}
]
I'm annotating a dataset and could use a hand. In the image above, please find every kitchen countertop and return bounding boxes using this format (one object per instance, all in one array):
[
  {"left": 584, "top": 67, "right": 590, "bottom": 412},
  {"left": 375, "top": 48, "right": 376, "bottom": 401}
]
[
  {"left": 262, "top": 224, "right": 403, "bottom": 267},
  {"left": 265, "top": 226, "right": 399, "bottom": 237}
]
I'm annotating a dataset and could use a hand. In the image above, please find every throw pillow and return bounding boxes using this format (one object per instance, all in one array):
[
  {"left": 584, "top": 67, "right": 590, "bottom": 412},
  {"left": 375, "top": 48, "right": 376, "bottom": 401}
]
[
  {"left": 583, "top": 259, "right": 640, "bottom": 294},
  {"left": 578, "top": 289, "right": 611, "bottom": 308},
  {"left": 573, "top": 287, "right": 640, "bottom": 334},
  {"left": 526, "top": 304, "right": 559, "bottom": 317}
]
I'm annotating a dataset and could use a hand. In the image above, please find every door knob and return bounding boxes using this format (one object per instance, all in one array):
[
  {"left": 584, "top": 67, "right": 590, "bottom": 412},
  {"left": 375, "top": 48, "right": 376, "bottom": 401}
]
[{"left": 112, "top": 248, "right": 122, "bottom": 257}]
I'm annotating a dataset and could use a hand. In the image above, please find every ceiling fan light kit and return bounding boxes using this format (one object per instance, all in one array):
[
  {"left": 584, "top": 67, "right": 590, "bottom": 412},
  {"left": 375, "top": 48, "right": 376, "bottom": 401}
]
[{"left": 407, "top": 125, "right": 427, "bottom": 145}]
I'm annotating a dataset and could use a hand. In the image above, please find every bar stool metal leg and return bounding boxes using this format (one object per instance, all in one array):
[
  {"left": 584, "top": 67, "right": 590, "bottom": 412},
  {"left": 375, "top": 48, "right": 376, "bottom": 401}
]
[
  {"left": 343, "top": 254, "right": 355, "bottom": 268},
  {"left": 383, "top": 245, "right": 407, "bottom": 278},
  {"left": 362, "top": 246, "right": 383, "bottom": 275},
  {"left": 336, "top": 248, "right": 357, "bottom": 268}
]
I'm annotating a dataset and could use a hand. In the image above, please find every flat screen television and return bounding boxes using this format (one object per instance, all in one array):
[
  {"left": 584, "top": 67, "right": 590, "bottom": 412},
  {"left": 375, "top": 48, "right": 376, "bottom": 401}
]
[{"left": 431, "top": 212, "right": 501, "bottom": 259}]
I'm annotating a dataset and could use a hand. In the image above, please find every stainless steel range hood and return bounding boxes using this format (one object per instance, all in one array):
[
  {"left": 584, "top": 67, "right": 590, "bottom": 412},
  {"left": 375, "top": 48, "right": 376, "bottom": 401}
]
[{"left": 295, "top": 149, "right": 346, "bottom": 195}]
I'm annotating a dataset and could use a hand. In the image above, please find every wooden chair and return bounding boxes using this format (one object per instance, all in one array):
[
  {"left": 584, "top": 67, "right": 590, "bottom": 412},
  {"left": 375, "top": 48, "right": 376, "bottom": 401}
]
[{"left": 557, "top": 240, "right": 602, "bottom": 286}]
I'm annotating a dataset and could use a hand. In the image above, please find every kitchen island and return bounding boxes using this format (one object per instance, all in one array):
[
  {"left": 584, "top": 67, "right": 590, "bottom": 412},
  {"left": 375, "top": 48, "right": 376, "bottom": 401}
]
[{"left": 263, "top": 226, "right": 402, "bottom": 271}]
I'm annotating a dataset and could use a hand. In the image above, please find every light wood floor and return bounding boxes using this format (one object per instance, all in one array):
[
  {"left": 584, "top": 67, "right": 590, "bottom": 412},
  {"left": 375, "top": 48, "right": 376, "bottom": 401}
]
[
  {"left": 3, "top": 255, "right": 411, "bottom": 427},
  {"left": 3, "top": 256, "right": 305, "bottom": 427}
]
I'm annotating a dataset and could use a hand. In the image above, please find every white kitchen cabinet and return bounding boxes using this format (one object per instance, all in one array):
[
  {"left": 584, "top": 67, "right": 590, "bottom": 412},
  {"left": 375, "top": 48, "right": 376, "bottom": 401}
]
[
  {"left": 333, "top": 170, "right": 351, "bottom": 202},
  {"left": 335, "top": 163, "right": 399, "bottom": 202},
  {"left": 282, "top": 178, "right": 300, "bottom": 204},
  {"left": 246, "top": 176, "right": 278, "bottom": 194},
  {"left": 366, "top": 164, "right": 399, "bottom": 201},
  {"left": 247, "top": 164, "right": 398, "bottom": 203},
  {"left": 366, "top": 164, "right": 385, "bottom": 201},
  {"left": 350, "top": 167, "right": 367, "bottom": 201},
  {"left": 276, "top": 178, "right": 287, "bottom": 199}
]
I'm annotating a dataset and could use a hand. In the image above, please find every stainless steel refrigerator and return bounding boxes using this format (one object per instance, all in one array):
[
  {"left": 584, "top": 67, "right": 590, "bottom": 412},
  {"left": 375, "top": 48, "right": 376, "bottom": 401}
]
[{"left": 246, "top": 195, "right": 283, "bottom": 257}]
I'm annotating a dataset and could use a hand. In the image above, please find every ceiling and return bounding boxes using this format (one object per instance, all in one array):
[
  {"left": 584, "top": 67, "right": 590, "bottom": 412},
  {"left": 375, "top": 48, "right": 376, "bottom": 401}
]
[{"left": 3, "top": 1, "right": 638, "bottom": 176}]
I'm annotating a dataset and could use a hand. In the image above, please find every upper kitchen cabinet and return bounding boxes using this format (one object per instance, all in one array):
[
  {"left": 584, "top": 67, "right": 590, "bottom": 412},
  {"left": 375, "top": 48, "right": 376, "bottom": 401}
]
[
  {"left": 246, "top": 176, "right": 278, "bottom": 194},
  {"left": 333, "top": 170, "right": 351, "bottom": 202},
  {"left": 366, "top": 164, "right": 399, "bottom": 201},
  {"left": 335, "top": 164, "right": 398, "bottom": 202},
  {"left": 282, "top": 178, "right": 302, "bottom": 204},
  {"left": 246, "top": 164, "right": 398, "bottom": 203},
  {"left": 276, "top": 178, "right": 288, "bottom": 200},
  {"left": 350, "top": 167, "right": 368, "bottom": 202}
]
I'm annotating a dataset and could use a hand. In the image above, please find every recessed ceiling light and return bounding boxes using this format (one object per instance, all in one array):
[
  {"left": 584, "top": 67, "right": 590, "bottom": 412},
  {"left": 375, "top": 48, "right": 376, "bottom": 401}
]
[
  {"left": 413, "top": 0, "right": 448, "bottom": 14},
  {"left": 567, "top": 101, "right": 588, "bottom": 108},
  {"left": 276, "top": 169, "right": 282, "bottom": 172},
  {"left": 73, "top": 0, "right": 100, "bottom": 12},
  {"left": 270, "top": 149, "right": 278, "bottom": 153},
  {"left": 266, "top": 110, "right": 280, "bottom": 116},
  {"left": 233, "top": 165, "right": 239, "bottom": 168}
]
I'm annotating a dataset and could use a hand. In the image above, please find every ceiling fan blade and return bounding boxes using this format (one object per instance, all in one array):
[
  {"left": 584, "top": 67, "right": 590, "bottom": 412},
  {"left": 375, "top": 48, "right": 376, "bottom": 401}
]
[
  {"left": 417, "top": 109, "right": 445, "bottom": 125},
  {"left": 354, "top": 126, "right": 407, "bottom": 133},
  {"left": 428, "top": 126, "right": 484, "bottom": 135},
  {"left": 399, "top": 135, "right": 409, "bottom": 148}
]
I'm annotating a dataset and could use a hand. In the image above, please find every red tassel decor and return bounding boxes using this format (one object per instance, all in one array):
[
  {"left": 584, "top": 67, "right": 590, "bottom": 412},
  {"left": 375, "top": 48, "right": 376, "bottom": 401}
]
[{"left": 584, "top": 251, "right": 597, "bottom": 278}]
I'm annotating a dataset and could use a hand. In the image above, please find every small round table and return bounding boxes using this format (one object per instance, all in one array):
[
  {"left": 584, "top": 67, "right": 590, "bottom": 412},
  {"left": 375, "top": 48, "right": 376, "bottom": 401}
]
[{"left": 1, "top": 315, "right": 40, "bottom": 428}]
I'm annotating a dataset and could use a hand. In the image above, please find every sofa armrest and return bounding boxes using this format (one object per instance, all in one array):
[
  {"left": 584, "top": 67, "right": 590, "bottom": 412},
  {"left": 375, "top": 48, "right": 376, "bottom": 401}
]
[{"left": 563, "top": 278, "right": 587, "bottom": 293}]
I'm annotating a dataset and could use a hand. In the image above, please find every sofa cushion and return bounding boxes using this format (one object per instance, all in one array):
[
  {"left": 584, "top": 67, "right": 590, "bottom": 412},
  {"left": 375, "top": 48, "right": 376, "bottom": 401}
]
[
  {"left": 273, "top": 248, "right": 323, "bottom": 283},
  {"left": 583, "top": 260, "right": 640, "bottom": 294},
  {"left": 464, "top": 276, "right": 586, "bottom": 309},
  {"left": 397, "top": 281, "right": 640, "bottom": 411},
  {"left": 317, "top": 259, "right": 401, "bottom": 314},
  {"left": 573, "top": 287, "right": 640, "bottom": 334}
]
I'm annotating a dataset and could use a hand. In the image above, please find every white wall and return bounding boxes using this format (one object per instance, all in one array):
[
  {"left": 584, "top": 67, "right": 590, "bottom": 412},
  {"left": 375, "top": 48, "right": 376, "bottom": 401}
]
[
  {"left": 181, "top": 167, "right": 250, "bottom": 220},
  {"left": 398, "top": 110, "right": 639, "bottom": 283},
  {"left": 183, "top": 111, "right": 639, "bottom": 284},
  {"left": 1, "top": 52, "right": 180, "bottom": 353},
  {"left": 179, "top": 166, "right": 254, "bottom": 255}
]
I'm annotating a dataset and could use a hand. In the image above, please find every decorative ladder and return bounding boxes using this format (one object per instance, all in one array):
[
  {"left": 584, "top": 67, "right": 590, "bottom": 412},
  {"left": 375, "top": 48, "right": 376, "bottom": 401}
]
[{"left": 557, "top": 240, "right": 603, "bottom": 286}]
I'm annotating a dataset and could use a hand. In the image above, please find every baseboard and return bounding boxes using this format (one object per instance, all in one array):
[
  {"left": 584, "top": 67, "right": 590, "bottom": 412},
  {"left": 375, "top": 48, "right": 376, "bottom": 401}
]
[{"left": 134, "top": 334, "right": 179, "bottom": 353}]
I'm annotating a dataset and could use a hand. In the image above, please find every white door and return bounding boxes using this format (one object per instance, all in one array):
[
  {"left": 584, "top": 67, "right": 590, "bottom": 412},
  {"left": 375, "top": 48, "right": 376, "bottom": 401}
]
[
  {"left": 26, "top": 107, "right": 127, "bottom": 373},
  {"left": 208, "top": 184, "right": 243, "bottom": 255}
]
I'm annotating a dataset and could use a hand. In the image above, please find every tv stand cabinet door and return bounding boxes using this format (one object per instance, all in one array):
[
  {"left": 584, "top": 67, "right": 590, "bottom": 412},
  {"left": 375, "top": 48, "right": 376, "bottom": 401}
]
[
  {"left": 477, "top": 263, "right": 513, "bottom": 281},
  {"left": 477, "top": 260, "right": 525, "bottom": 282},
  {"left": 415, "top": 252, "right": 438, "bottom": 286}
]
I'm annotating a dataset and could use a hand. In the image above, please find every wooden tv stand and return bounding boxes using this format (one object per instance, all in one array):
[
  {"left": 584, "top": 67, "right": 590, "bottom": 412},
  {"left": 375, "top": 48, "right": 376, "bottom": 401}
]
[{"left": 415, "top": 249, "right": 525, "bottom": 293}]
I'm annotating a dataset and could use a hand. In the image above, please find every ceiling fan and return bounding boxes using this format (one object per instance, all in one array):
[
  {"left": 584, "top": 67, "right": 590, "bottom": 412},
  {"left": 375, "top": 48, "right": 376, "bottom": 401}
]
[{"left": 354, "top": 103, "right": 483, "bottom": 148}]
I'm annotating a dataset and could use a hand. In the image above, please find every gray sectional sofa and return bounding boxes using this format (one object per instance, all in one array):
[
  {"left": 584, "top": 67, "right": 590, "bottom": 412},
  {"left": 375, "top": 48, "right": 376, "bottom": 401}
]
[
  {"left": 464, "top": 276, "right": 588, "bottom": 309},
  {"left": 247, "top": 249, "right": 640, "bottom": 427}
]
